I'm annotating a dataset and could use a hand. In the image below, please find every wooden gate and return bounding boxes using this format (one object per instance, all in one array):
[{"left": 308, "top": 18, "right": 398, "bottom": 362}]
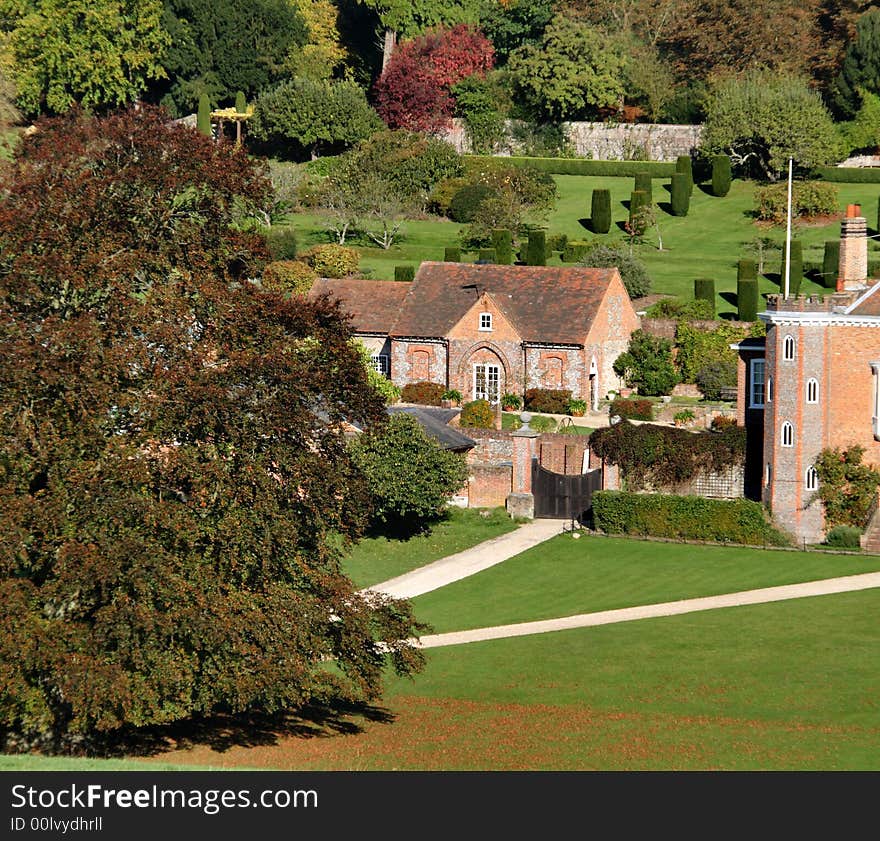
[{"left": 531, "top": 459, "right": 603, "bottom": 523}]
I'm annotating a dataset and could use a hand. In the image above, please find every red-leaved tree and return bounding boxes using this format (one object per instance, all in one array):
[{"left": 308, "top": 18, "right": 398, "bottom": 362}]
[{"left": 373, "top": 24, "right": 495, "bottom": 132}]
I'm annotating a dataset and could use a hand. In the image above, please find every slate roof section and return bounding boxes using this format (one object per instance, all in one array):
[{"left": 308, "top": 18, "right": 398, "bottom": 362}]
[
  {"left": 845, "top": 280, "right": 880, "bottom": 316},
  {"left": 309, "top": 278, "right": 411, "bottom": 334},
  {"left": 389, "top": 262, "right": 620, "bottom": 345},
  {"left": 387, "top": 406, "right": 475, "bottom": 451}
]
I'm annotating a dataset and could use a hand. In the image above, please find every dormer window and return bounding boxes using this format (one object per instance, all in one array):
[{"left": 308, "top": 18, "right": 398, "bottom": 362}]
[{"left": 479, "top": 312, "right": 492, "bottom": 331}]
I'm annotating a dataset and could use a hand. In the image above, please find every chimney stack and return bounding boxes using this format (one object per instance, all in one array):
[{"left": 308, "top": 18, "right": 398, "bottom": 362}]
[{"left": 837, "top": 204, "right": 868, "bottom": 291}]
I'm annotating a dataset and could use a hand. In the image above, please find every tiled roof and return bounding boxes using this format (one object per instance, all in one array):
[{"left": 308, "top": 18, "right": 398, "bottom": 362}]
[
  {"left": 387, "top": 406, "right": 475, "bottom": 451},
  {"left": 309, "top": 278, "right": 411, "bottom": 334},
  {"left": 389, "top": 262, "right": 620, "bottom": 345},
  {"left": 845, "top": 281, "right": 880, "bottom": 317}
]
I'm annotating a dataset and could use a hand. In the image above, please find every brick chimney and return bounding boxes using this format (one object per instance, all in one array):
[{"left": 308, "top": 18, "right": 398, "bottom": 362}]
[{"left": 837, "top": 204, "right": 868, "bottom": 291}]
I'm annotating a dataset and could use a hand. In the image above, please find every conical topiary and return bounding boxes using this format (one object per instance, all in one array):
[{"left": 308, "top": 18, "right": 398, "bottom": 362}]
[
  {"left": 235, "top": 90, "right": 247, "bottom": 113},
  {"left": 197, "top": 94, "right": 212, "bottom": 137},
  {"left": 491, "top": 229, "right": 513, "bottom": 264},
  {"left": 590, "top": 188, "right": 611, "bottom": 234},
  {"left": 670, "top": 172, "right": 689, "bottom": 216},
  {"left": 676, "top": 155, "right": 694, "bottom": 195},
  {"left": 737, "top": 279, "right": 759, "bottom": 321},
  {"left": 634, "top": 172, "right": 653, "bottom": 204},
  {"left": 822, "top": 240, "right": 840, "bottom": 289},
  {"left": 694, "top": 278, "right": 715, "bottom": 314},
  {"left": 711, "top": 154, "right": 731, "bottom": 197}
]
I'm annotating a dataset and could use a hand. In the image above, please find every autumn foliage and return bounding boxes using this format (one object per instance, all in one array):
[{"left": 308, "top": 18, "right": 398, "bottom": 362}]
[
  {"left": 0, "top": 107, "right": 424, "bottom": 745},
  {"left": 373, "top": 24, "right": 495, "bottom": 132}
]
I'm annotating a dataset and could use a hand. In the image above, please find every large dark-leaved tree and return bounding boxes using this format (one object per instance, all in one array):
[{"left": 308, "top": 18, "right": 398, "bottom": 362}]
[{"left": 0, "top": 106, "right": 424, "bottom": 745}]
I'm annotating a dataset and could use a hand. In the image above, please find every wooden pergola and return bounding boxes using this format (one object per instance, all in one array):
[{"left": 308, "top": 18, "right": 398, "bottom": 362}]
[{"left": 210, "top": 106, "right": 254, "bottom": 145}]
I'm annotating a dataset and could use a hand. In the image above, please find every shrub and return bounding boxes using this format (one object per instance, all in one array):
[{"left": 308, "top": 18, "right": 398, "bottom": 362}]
[
  {"left": 567, "top": 398, "right": 587, "bottom": 416},
  {"left": 449, "top": 182, "right": 496, "bottom": 222},
  {"left": 262, "top": 260, "right": 318, "bottom": 295},
  {"left": 197, "top": 93, "right": 212, "bottom": 137},
  {"left": 613, "top": 329, "right": 679, "bottom": 396},
  {"left": 628, "top": 189, "right": 649, "bottom": 234},
  {"left": 737, "top": 259, "right": 757, "bottom": 282},
  {"left": 459, "top": 398, "right": 495, "bottom": 428},
  {"left": 675, "top": 320, "right": 761, "bottom": 383},
  {"left": 395, "top": 265, "right": 415, "bottom": 281},
  {"left": 444, "top": 246, "right": 461, "bottom": 262},
  {"left": 737, "top": 278, "right": 759, "bottom": 321},
  {"left": 753, "top": 180, "right": 839, "bottom": 224},
  {"left": 694, "top": 278, "right": 715, "bottom": 313},
  {"left": 675, "top": 155, "right": 694, "bottom": 194},
  {"left": 644, "top": 297, "right": 715, "bottom": 320},
  {"left": 609, "top": 397, "right": 653, "bottom": 420},
  {"left": 673, "top": 408, "right": 696, "bottom": 426},
  {"left": 814, "top": 445, "right": 880, "bottom": 528},
  {"left": 822, "top": 240, "right": 840, "bottom": 289},
  {"left": 235, "top": 90, "right": 247, "bottom": 113},
  {"left": 441, "top": 388, "right": 462, "bottom": 404},
  {"left": 464, "top": 155, "right": 675, "bottom": 177},
  {"left": 501, "top": 392, "right": 521, "bottom": 410},
  {"left": 526, "top": 230, "right": 547, "bottom": 266},
  {"left": 546, "top": 232, "right": 568, "bottom": 253},
  {"left": 711, "top": 154, "right": 732, "bottom": 197},
  {"left": 824, "top": 525, "right": 863, "bottom": 548},
  {"left": 562, "top": 240, "right": 592, "bottom": 262},
  {"left": 297, "top": 243, "right": 360, "bottom": 278},
  {"left": 590, "top": 188, "right": 612, "bottom": 233},
  {"left": 579, "top": 244, "right": 651, "bottom": 299},
  {"left": 695, "top": 358, "right": 737, "bottom": 400},
  {"left": 592, "top": 491, "right": 790, "bottom": 545},
  {"left": 710, "top": 414, "right": 738, "bottom": 431},
  {"left": 670, "top": 171, "right": 689, "bottom": 216},
  {"left": 265, "top": 226, "right": 298, "bottom": 261},
  {"left": 634, "top": 172, "right": 653, "bottom": 203},
  {"left": 780, "top": 240, "right": 803, "bottom": 296},
  {"left": 400, "top": 381, "right": 446, "bottom": 405},
  {"left": 525, "top": 388, "right": 572, "bottom": 413},
  {"left": 491, "top": 229, "right": 513, "bottom": 264},
  {"left": 815, "top": 166, "right": 880, "bottom": 183}
]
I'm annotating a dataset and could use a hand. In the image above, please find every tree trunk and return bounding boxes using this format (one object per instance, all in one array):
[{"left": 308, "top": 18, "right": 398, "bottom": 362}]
[{"left": 381, "top": 29, "right": 397, "bottom": 71}]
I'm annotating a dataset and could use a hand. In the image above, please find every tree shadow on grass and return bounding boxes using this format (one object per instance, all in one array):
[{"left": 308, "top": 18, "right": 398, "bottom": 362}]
[
  {"left": 578, "top": 217, "right": 592, "bottom": 231},
  {"left": 720, "top": 291, "right": 738, "bottom": 308},
  {"left": 697, "top": 183, "right": 716, "bottom": 196}
]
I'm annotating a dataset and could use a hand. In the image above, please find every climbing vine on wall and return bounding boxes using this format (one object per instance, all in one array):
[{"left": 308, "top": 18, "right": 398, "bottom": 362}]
[{"left": 813, "top": 445, "right": 880, "bottom": 528}]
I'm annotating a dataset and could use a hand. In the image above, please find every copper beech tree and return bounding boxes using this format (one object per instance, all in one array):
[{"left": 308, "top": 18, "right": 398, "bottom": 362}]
[{"left": 0, "top": 107, "right": 425, "bottom": 744}]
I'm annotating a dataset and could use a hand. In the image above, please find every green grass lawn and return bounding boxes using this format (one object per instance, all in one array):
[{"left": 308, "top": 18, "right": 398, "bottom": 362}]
[
  {"left": 282, "top": 173, "right": 880, "bottom": 316},
  {"left": 410, "top": 534, "right": 880, "bottom": 633},
  {"left": 341, "top": 506, "right": 517, "bottom": 588},
  {"left": 0, "top": 755, "right": 218, "bottom": 770}
]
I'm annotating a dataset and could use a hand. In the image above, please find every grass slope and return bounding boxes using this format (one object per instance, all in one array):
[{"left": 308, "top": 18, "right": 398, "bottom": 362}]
[{"left": 411, "top": 534, "right": 880, "bottom": 633}]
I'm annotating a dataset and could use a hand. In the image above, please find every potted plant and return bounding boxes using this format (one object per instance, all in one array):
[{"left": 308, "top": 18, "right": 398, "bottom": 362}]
[
  {"left": 501, "top": 392, "right": 522, "bottom": 412},
  {"left": 441, "top": 388, "right": 462, "bottom": 407},
  {"left": 567, "top": 398, "right": 587, "bottom": 417},
  {"left": 673, "top": 408, "right": 696, "bottom": 427}
]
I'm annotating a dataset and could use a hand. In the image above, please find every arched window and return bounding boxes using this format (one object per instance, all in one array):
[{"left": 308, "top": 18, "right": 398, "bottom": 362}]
[
  {"left": 767, "top": 376, "right": 773, "bottom": 403},
  {"left": 783, "top": 335, "right": 796, "bottom": 361},
  {"left": 806, "top": 378, "right": 819, "bottom": 404},
  {"left": 805, "top": 465, "right": 818, "bottom": 491},
  {"left": 781, "top": 421, "right": 794, "bottom": 447}
]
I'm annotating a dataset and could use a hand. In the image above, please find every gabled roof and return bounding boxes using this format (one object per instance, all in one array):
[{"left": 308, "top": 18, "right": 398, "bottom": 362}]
[
  {"left": 845, "top": 280, "right": 880, "bottom": 316},
  {"left": 309, "top": 278, "right": 411, "bottom": 334},
  {"left": 387, "top": 406, "right": 475, "bottom": 451},
  {"left": 389, "top": 262, "right": 621, "bottom": 345}
]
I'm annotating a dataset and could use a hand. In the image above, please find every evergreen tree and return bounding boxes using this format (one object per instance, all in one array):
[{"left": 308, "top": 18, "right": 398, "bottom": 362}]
[
  {"left": 670, "top": 172, "right": 690, "bottom": 216},
  {"left": 526, "top": 230, "right": 547, "bottom": 265},
  {"left": 737, "top": 258, "right": 758, "bottom": 282},
  {"left": 834, "top": 9, "right": 880, "bottom": 118},
  {"left": 491, "top": 229, "right": 513, "bottom": 264},
  {"left": 694, "top": 278, "right": 716, "bottom": 314},
  {"left": 628, "top": 189, "right": 649, "bottom": 235},
  {"left": 634, "top": 171, "right": 653, "bottom": 203},
  {"left": 823, "top": 240, "right": 840, "bottom": 289},
  {"left": 235, "top": 90, "right": 247, "bottom": 112},
  {"left": 676, "top": 155, "right": 694, "bottom": 195},
  {"left": 737, "top": 279, "right": 759, "bottom": 321},
  {"left": 197, "top": 93, "right": 212, "bottom": 136},
  {"left": 590, "top": 188, "right": 611, "bottom": 233},
  {"left": 711, "top": 154, "right": 732, "bottom": 197}
]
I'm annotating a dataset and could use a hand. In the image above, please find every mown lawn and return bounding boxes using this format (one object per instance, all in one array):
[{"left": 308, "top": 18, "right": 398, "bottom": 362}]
[
  {"left": 280, "top": 173, "right": 880, "bottom": 315},
  {"left": 340, "top": 506, "right": 517, "bottom": 589},
  {"left": 410, "top": 534, "right": 880, "bottom": 633}
]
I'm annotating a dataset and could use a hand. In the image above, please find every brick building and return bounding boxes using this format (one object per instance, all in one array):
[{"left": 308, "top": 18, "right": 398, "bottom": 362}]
[
  {"left": 735, "top": 204, "right": 880, "bottom": 542},
  {"left": 310, "top": 262, "right": 639, "bottom": 407}
]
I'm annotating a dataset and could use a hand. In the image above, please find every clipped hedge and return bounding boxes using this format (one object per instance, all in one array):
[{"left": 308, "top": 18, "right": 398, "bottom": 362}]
[
  {"left": 478, "top": 247, "right": 496, "bottom": 262},
  {"left": 670, "top": 172, "right": 689, "bottom": 216},
  {"left": 737, "top": 278, "right": 759, "bottom": 321},
  {"left": 394, "top": 264, "right": 415, "bottom": 281},
  {"left": 562, "top": 240, "right": 591, "bottom": 262},
  {"left": 400, "top": 381, "right": 445, "bottom": 406},
  {"left": 609, "top": 397, "right": 653, "bottom": 420},
  {"left": 464, "top": 155, "right": 675, "bottom": 177},
  {"left": 736, "top": 259, "right": 757, "bottom": 282},
  {"left": 491, "top": 229, "right": 513, "bottom": 264},
  {"left": 592, "top": 491, "right": 791, "bottom": 545},
  {"left": 694, "top": 278, "right": 715, "bottom": 313},
  {"left": 711, "top": 154, "right": 731, "bottom": 197},
  {"left": 525, "top": 388, "right": 571, "bottom": 414},
  {"left": 815, "top": 166, "right": 880, "bottom": 183},
  {"left": 526, "top": 230, "right": 547, "bottom": 266},
  {"left": 629, "top": 189, "right": 649, "bottom": 234},
  {"left": 675, "top": 155, "right": 694, "bottom": 195},
  {"left": 459, "top": 399, "right": 495, "bottom": 428},
  {"left": 634, "top": 172, "right": 653, "bottom": 204},
  {"left": 591, "top": 188, "right": 611, "bottom": 234},
  {"left": 444, "top": 246, "right": 461, "bottom": 262}
]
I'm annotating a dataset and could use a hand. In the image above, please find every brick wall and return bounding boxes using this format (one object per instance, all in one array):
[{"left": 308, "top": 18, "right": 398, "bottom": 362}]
[{"left": 468, "top": 464, "right": 512, "bottom": 508}]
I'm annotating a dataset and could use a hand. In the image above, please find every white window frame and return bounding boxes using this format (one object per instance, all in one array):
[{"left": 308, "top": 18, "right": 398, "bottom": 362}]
[
  {"left": 872, "top": 362, "right": 880, "bottom": 441},
  {"left": 749, "top": 359, "right": 765, "bottom": 408},
  {"left": 805, "top": 465, "right": 818, "bottom": 492},
  {"left": 767, "top": 375, "right": 773, "bottom": 403},
  {"left": 765, "top": 462, "right": 772, "bottom": 486},
  {"left": 479, "top": 312, "right": 493, "bottom": 332},
  {"left": 474, "top": 363, "right": 500, "bottom": 404},
  {"left": 781, "top": 421, "right": 794, "bottom": 448},
  {"left": 806, "top": 377, "right": 818, "bottom": 404},
  {"left": 783, "top": 335, "right": 796, "bottom": 361},
  {"left": 370, "top": 353, "right": 390, "bottom": 377}
]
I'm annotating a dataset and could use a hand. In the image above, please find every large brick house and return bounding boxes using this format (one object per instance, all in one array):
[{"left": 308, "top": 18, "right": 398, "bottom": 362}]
[
  {"left": 310, "top": 262, "right": 640, "bottom": 408},
  {"left": 734, "top": 204, "right": 880, "bottom": 542}
]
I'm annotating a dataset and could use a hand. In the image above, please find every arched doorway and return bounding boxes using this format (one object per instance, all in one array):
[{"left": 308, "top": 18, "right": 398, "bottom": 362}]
[{"left": 461, "top": 346, "right": 508, "bottom": 404}]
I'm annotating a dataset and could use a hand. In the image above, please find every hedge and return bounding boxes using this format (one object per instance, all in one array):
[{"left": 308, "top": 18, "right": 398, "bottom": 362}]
[
  {"left": 737, "top": 278, "right": 759, "bottom": 321},
  {"left": 562, "top": 240, "right": 591, "bottom": 262},
  {"left": 814, "top": 166, "right": 880, "bottom": 183},
  {"left": 675, "top": 155, "right": 694, "bottom": 195},
  {"left": 526, "top": 230, "right": 547, "bottom": 266},
  {"left": 609, "top": 397, "right": 653, "bottom": 420},
  {"left": 524, "top": 388, "right": 571, "bottom": 413},
  {"left": 629, "top": 189, "right": 649, "bottom": 233},
  {"left": 694, "top": 278, "right": 715, "bottom": 313},
  {"left": 590, "top": 188, "right": 611, "bottom": 234},
  {"left": 711, "top": 155, "right": 731, "bottom": 197},
  {"left": 634, "top": 172, "right": 653, "bottom": 204},
  {"left": 491, "top": 229, "right": 513, "bottom": 264},
  {"left": 400, "top": 381, "right": 445, "bottom": 405},
  {"left": 736, "top": 259, "right": 757, "bottom": 282},
  {"left": 478, "top": 247, "right": 496, "bottom": 262},
  {"left": 670, "top": 172, "right": 689, "bottom": 216},
  {"left": 464, "top": 155, "right": 675, "bottom": 178},
  {"left": 592, "top": 491, "right": 791, "bottom": 545},
  {"left": 394, "top": 264, "right": 415, "bottom": 281},
  {"left": 444, "top": 246, "right": 461, "bottom": 262}
]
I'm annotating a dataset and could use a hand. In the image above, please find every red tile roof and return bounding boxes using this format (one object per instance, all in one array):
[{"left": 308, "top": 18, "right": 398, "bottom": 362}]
[
  {"left": 390, "top": 262, "right": 620, "bottom": 345},
  {"left": 309, "top": 278, "right": 411, "bottom": 334}
]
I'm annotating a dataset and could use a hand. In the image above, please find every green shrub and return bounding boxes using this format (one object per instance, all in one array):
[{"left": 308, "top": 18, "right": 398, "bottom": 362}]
[
  {"left": 613, "top": 329, "right": 679, "bottom": 396},
  {"left": 673, "top": 408, "right": 696, "bottom": 426},
  {"left": 197, "top": 93, "right": 212, "bottom": 137},
  {"left": 780, "top": 240, "right": 803, "bottom": 296},
  {"left": 814, "top": 445, "right": 880, "bottom": 528},
  {"left": 711, "top": 154, "right": 732, "bottom": 197},
  {"left": 526, "top": 230, "right": 547, "bottom": 266},
  {"left": 444, "top": 246, "right": 461, "bottom": 262},
  {"left": 824, "top": 525, "right": 862, "bottom": 548},
  {"left": 675, "top": 155, "right": 694, "bottom": 194},
  {"left": 562, "top": 240, "right": 592, "bottom": 262},
  {"left": 441, "top": 388, "right": 462, "bottom": 404},
  {"left": 634, "top": 172, "right": 653, "bottom": 203},
  {"left": 695, "top": 358, "right": 737, "bottom": 400},
  {"left": 465, "top": 155, "right": 675, "bottom": 177},
  {"left": 478, "top": 247, "right": 496, "bottom": 262},
  {"left": 822, "top": 240, "right": 840, "bottom": 288},
  {"left": 395, "top": 265, "right": 415, "bottom": 281},
  {"left": 815, "top": 166, "right": 880, "bottom": 183},
  {"left": 400, "top": 381, "right": 446, "bottom": 406},
  {"left": 546, "top": 232, "right": 568, "bottom": 253},
  {"left": 644, "top": 297, "right": 716, "bottom": 320},
  {"left": 753, "top": 181, "right": 839, "bottom": 224},
  {"left": 262, "top": 260, "right": 317, "bottom": 295},
  {"left": 501, "top": 392, "right": 521, "bottom": 410},
  {"left": 297, "top": 243, "right": 360, "bottom": 278},
  {"left": 592, "top": 491, "right": 790, "bottom": 545},
  {"left": 449, "top": 183, "right": 496, "bottom": 223},
  {"left": 628, "top": 189, "right": 649, "bottom": 234},
  {"left": 737, "top": 259, "right": 757, "bottom": 282},
  {"left": 694, "top": 278, "right": 715, "bottom": 314},
  {"left": 235, "top": 90, "right": 247, "bottom": 113},
  {"left": 567, "top": 398, "right": 587, "bottom": 415},
  {"left": 265, "top": 226, "right": 298, "bottom": 261},
  {"left": 459, "top": 398, "right": 495, "bottom": 428},
  {"left": 579, "top": 244, "right": 652, "bottom": 299},
  {"left": 609, "top": 397, "right": 653, "bottom": 420},
  {"left": 590, "top": 188, "right": 612, "bottom": 234},
  {"left": 491, "top": 229, "right": 513, "bottom": 264},
  {"left": 670, "top": 172, "right": 690, "bottom": 216},
  {"left": 675, "top": 320, "right": 761, "bottom": 383},
  {"left": 524, "top": 388, "right": 571, "bottom": 413},
  {"left": 737, "top": 278, "right": 759, "bottom": 321}
]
